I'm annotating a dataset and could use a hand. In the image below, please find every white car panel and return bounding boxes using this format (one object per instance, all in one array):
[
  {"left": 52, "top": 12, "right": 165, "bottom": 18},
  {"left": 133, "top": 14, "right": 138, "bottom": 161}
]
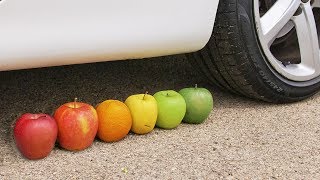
[{"left": 0, "top": 0, "right": 219, "bottom": 71}]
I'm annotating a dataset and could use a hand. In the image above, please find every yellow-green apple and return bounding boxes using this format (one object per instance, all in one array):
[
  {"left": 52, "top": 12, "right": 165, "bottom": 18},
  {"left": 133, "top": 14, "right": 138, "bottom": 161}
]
[
  {"left": 125, "top": 92, "right": 157, "bottom": 134},
  {"left": 54, "top": 99, "right": 98, "bottom": 151},
  {"left": 13, "top": 113, "right": 58, "bottom": 160},
  {"left": 153, "top": 90, "right": 186, "bottom": 129},
  {"left": 179, "top": 85, "right": 213, "bottom": 124}
]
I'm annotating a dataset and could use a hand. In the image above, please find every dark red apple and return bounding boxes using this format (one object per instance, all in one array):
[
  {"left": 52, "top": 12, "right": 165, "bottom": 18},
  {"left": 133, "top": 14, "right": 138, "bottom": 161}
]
[{"left": 13, "top": 113, "right": 58, "bottom": 160}]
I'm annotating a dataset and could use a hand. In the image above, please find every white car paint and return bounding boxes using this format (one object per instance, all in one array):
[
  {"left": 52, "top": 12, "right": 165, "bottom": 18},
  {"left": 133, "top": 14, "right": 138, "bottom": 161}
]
[{"left": 0, "top": 0, "right": 219, "bottom": 71}]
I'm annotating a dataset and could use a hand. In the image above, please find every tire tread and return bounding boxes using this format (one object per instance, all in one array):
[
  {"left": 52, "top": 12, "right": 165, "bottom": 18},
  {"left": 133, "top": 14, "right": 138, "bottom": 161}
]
[{"left": 190, "top": 0, "right": 279, "bottom": 102}]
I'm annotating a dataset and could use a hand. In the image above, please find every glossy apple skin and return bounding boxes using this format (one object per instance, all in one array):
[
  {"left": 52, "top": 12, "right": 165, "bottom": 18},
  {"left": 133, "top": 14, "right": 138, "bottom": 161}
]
[
  {"left": 125, "top": 94, "right": 158, "bottom": 134},
  {"left": 54, "top": 102, "right": 98, "bottom": 151},
  {"left": 179, "top": 87, "right": 213, "bottom": 124},
  {"left": 14, "top": 113, "right": 58, "bottom": 160},
  {"left": 153, "top": 90, "right": 186, "bottom": 129}
]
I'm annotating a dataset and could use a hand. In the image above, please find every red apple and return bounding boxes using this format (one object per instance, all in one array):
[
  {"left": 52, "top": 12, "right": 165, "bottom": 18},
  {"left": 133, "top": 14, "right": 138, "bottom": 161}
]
[
  {"left": 13, "top": 113, "right": 58, "bottom": 160},
  {"left": 54, "top": 99, "right": 98, "bottom": 151}
]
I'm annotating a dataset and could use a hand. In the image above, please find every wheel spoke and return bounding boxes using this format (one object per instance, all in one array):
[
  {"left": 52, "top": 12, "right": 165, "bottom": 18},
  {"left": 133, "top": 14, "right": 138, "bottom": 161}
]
[
  {"left": 292, "top": 2, "right": 320, "bottom": 74},
  {"left": 260, "top": 0, "right": 300, "bottom": 46}
]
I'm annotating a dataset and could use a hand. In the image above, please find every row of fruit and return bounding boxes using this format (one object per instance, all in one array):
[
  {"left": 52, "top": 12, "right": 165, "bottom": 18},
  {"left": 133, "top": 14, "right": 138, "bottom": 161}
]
[{"left": 13, "top": 85, "right": 213, "bottom": 160}]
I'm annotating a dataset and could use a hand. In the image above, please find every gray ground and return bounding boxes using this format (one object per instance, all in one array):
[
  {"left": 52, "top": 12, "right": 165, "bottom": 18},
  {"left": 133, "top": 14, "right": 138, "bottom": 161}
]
[{"left": 1, "top": 55, "right": 320, "bottom": 179}]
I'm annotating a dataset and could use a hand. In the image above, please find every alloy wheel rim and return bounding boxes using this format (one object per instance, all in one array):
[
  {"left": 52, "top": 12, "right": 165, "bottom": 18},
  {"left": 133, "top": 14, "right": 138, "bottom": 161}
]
[{"left": 254, "top": 0, "right": 320, "bottom": 82}]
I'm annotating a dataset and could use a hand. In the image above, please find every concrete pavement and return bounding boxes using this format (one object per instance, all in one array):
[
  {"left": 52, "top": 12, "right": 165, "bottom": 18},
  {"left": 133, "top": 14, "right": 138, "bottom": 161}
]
[{"left": 1, "top": 55, "right": 320, "bottom": 179}]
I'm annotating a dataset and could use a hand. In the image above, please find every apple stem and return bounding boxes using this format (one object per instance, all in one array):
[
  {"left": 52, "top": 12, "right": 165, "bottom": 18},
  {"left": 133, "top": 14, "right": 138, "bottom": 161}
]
[
  {"left": 74, "top": 98, "right": 78, "bottom": 108},
  {"left": 143, "top": 91, "right": 149, "bottom": 100},
  {"left": 195, "top": 84, "right": 198, "bottom": 89}
]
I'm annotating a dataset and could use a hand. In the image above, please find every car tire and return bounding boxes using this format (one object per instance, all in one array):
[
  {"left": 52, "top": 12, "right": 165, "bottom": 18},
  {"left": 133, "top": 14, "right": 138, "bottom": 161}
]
[{"left": 189, "top": 0, "right": 320, "bottom": 103}]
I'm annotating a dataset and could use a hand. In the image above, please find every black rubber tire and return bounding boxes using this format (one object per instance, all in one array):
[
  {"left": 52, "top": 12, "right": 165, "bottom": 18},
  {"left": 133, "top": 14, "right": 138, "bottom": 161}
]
[{"left": 189, "top": 0, "right": 320, "bottom": 103}]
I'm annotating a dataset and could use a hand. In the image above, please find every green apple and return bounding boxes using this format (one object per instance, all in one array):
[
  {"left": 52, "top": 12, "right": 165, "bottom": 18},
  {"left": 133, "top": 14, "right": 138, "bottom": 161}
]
[
  {"left": 153, "top": 90, "right": 186, "bottom": 129},
  {"left": 125, "top": 92, "right": 158, "bottom": 134},
  {"left": 179, "top": 85, "right": 213, "bottom": 124}
]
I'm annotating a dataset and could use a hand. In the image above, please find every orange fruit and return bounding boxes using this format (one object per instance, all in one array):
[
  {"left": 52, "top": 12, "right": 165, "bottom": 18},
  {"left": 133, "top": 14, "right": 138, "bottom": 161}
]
[{"left": 96, "top": 100, "right": 132, "bottom": 142}]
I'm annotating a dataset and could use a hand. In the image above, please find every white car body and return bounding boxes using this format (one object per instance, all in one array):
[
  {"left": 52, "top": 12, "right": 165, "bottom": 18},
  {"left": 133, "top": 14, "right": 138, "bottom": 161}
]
[{"left": 0, "top": 0, "right": 219, "bottom": 71}]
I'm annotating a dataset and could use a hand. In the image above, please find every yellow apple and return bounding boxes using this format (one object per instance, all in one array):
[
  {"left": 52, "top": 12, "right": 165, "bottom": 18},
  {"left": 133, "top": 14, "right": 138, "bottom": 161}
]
[{"left": 125, "top": 92, "right": 158, "bottom": 135}]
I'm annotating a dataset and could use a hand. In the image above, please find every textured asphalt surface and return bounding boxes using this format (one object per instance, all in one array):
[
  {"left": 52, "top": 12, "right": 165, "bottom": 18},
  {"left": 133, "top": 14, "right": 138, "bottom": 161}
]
[{"left": 1, "top": 55, "right": 320, "bottom": 179}]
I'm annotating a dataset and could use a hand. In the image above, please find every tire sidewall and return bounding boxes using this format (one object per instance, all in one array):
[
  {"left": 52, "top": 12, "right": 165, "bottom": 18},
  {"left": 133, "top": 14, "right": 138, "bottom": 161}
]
[{"left": 238, "top": 0, "right": 320, "bottom": 100}]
